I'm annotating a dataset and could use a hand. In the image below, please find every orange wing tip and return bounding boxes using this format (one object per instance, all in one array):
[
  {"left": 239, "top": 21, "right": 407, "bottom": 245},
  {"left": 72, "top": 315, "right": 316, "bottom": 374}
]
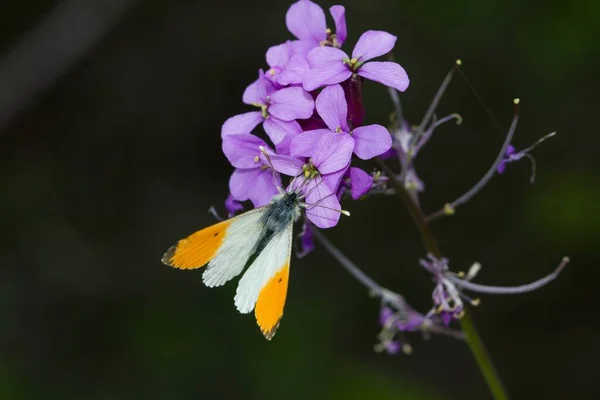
[
  {"left": 255, "top": 265, "right": 289, "bottom": 341},
  {"left": 260, "top": 320, "right": 281, "bottom": 341},
  {"left": 162, "top": 220, "right": 231, "bottom": 269},
  {"left": 161, "top": 245, "right": 177, "bottom": 266}
]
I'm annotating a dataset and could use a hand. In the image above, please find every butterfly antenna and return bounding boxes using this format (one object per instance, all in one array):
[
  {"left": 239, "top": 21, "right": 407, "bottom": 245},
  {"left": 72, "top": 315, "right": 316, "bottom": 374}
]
[
  {"left": 259, "top": 145, "right": 285, "bottom": 195},
  {"left": 298, "top": 173, "right": 327, "bottom": 201},
  {"left": 301, "top": 180, "right": 350, "bottom": 216},
  {"left": 290, "top": 167, "right": 312, "bottom": 195},
  {"left": 303, "top": 201, "right": 351, "bottom": 216}
]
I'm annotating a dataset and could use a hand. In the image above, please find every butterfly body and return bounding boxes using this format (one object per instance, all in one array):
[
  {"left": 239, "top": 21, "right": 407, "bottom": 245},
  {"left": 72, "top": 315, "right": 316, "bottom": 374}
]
[{"left": 162, "top": 190, "right": 303, "bottom": 339}]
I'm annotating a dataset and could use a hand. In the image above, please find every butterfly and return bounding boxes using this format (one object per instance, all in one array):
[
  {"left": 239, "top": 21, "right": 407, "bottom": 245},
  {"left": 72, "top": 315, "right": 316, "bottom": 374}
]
[{"left": 161, "top": 147, "right": 348, "bottom": 340}]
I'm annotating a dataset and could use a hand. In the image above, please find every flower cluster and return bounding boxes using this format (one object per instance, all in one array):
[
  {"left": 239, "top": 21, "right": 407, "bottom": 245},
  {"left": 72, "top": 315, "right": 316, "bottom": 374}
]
[
  {"left": 216, "top": 0, "right": 566, "bottom": 357},
  {"left": 220, "top": 0, "right": 409, "bottom": 233}
]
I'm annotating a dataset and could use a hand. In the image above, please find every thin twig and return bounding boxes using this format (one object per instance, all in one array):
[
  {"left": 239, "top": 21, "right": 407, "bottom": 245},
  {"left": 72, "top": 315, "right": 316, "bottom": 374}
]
[
  {"left": 417, "top": 63, "right": 457, "bottom": 135},
  {"left": 426, "top": 99, "right": 520, "bottom": 222},
  {"left": 450, "top": 257, "right": 570, "bottom": 294},
  {"left": 373, "top": 154, "right": 509, "bottom": 400},
  {"left": 312, "top": 228, "right": 382, "bottom": 294}
]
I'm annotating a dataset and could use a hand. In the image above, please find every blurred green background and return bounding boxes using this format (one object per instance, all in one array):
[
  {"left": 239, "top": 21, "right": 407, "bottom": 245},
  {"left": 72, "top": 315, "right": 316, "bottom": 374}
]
[{"left": 1, "top": 0, "right": 598, "bottom": 399}]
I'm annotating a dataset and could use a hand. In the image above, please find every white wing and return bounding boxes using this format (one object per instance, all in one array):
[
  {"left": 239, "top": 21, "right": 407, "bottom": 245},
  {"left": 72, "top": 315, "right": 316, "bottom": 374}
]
[
  {"left": 201, "top": 208, "right": 266, "bottom": 288},
  {"left": 234, "top": 223, "right": 293, "bottom": 314}
]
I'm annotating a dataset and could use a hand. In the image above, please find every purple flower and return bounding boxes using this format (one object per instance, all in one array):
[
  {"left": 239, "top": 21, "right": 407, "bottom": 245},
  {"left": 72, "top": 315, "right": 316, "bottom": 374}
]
[
  {"left": 286, "top": 0, "right": 347, "bottom": 54},
  {"left": 420, "top": 255, "right": 467, "bottom": 324},
  {"left": 496, "top": 132, "right": 556, "bottom": 182},
  {"left": 296, "top": 221, "right": 315, "bottom": 258},
  {"left": 272, "top": 133, "right": 353, "bottom": 228},
  {"left": 338, "top": 167, "right": 374, "bottom": 200},
  {"left": 291, "top": 84, "right": 392, "bottom": 160},
  {"left": 221, "top": 70, "right": 314, "bottom": 145},
  {"left": 419, "top": 252, "right": 568, "bottom": 326},
  {"left": 376, "top": 304, "right": 424, "bottom": 355},
  {"left": 303, "top": 30, "right": 409, "bottom": 92},
  {"left": 265, "top": 41, "right": 310, "bottom": 87},
  {"left": 225, "top": 194, "right": 244, "bottom": 217},
  {"left": 222, "top": 134, "right": 281, "bottom": 207},
  {"left": 496, "top": 144, "right": 516, "bottom": 174}
]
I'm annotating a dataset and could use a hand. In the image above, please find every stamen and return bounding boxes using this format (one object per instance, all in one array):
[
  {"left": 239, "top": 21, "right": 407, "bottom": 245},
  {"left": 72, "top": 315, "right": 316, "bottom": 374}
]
[{"left": 258, "top": 145, "right": 285, "bottom": 195}]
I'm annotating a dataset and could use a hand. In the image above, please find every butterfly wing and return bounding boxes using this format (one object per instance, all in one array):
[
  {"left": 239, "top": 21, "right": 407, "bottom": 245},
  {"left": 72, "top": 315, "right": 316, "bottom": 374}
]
[
  {"left": 162, "top": 207, "right": 267, "bottom": 287},
  {"left": 234, "top": 222, "right": 293, "bottom": 340}
]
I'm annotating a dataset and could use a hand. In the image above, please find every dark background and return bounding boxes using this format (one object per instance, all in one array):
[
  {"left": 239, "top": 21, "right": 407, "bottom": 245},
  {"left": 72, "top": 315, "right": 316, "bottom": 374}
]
[{"left": 1, "top": 0, "right": 598, "bottom": 399}]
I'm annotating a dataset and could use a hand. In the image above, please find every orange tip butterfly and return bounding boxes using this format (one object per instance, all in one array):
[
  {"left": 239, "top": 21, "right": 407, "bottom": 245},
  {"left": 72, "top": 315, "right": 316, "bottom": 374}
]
[{"left": 161, "top": 147, "right": 349, "bottom": 340}]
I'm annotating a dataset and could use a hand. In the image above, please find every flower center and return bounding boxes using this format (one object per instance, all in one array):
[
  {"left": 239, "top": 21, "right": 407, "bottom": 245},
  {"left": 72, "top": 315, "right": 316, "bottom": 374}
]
[
  {"left": 260, "top": 103, "right": 269, "bottom": 119},
  {"left": 267, "top": 66, "right": 282, "bottom": 76},
  {"left": 302, "top": 162, "right": 320, "bottom": 179},
  {"left": 319, "top": 28, "right": 341, "bottom": 48},
  {"left": 251, "top": 97, "right": 271, "bottom": 119},
  {"left": 342, "top": 57, "right": 364, "bottom": 71}
]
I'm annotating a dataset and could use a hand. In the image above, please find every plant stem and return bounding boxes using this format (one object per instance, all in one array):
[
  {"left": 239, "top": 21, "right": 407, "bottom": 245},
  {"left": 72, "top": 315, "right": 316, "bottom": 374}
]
[{"left": 374, "top": 158, "right": 510, "bottom": 400}]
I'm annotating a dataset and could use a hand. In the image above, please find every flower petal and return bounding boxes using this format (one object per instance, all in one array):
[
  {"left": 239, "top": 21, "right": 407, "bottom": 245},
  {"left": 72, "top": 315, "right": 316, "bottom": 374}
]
[
  {"left": 322, "top": 166, "right": 348, "bottom": 193},
  {"left": 349, "top": 167, "right": 373, "bottom": 199},
  {"left": 290, "top": 129, "right": 330, "bottom": 158},
  {"left": 286, "top": 0, "right": 327, "bottom": 43},
  {"left": 268, "top": 53, "right": 309, "bottom": 86},
  {"left": 222, "top": 134, "right": 268, "bottom": 168},
  {"left": 225, "top": 194, "right": 244, "bottom": 217},
  {"left": 315, "top": 84, "right": 348, "bottom": 132},
  {"left": 297, "top": 222, "right": 315, "bottom": 258},
  {"left": 248, "top": 169, "right": 281, "bottom": 207},
  {"left": 242, "top": 70, "right": 275, "bottom": 105},
  {"left": 303, "top": 65, "right": 352, "bottom": 92},
  {"left": 275, "top": 132, "right": 295, "bottom": 155},
  {"left": 357, "top": 61, "right": 410, "bottom": 92},
  {"left": 263, "top": 118, "right": 302, "bottom": 145},
  {"left": 352, "top": 30, "right": 397, "bottom": 62},
  {"left": 305, "top": 178, "right": 342, "bottom": 228},
  {"left": 229, "top": 168, "right": 260, "bottom": 201},
  {"left": 404, "top": 167, "right": 425, "bottom": 192},
  {"left": 221, "top": 112, "right": 263, "bottom": 136},
  {"left": 496, "top": 160, "right": 507, "bottom": 174},
  {"left": 307, "top": 46, "right": 348, "bottom": 67},
  {"left": 290, "top": 40, "right": 316, "bottom": 58},
  {"left": 312, "top": 133, "right": 354, "bottom": 174},
  {"left": 266, "top": 42, "right": 291, "bottom": 68},
  {"left": 352, "top": 124, "right": 392, "bottom": 160},
  {"left": 270, "top": 153, "right": 305, "bottom": 176},
  {"left": 329, "top": 6, "right": 347, "bottom": 45},
  {"left": 304, "top": 47, "right": 351, "bottom": 91},
  {"left": 269, "top": 87, "right": 314, "bottom": 121}
]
